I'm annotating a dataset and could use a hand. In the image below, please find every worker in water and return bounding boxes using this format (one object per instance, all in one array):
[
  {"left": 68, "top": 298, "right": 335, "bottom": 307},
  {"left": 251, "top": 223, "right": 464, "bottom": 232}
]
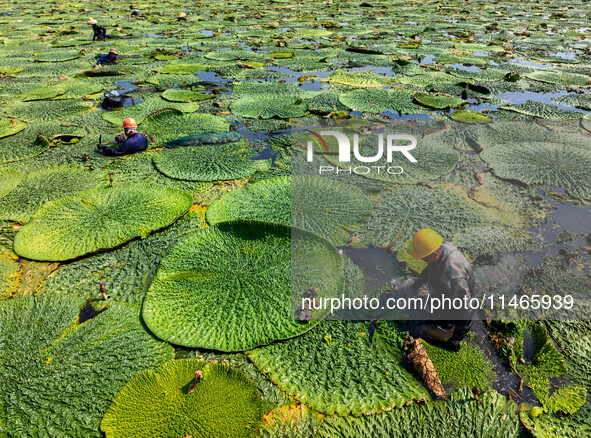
[
  {"left": 87, "top": 18, "right": 108, "bottom": 41},
  {"left": 177, "top": 12, "right": 187, "bottom": 21},
  {"left": 96, "top": 48, "right": 118, "bottom": 65},
  {"left": 97, "top": 118, "right": 149, "bottom": 156},
  {"left": 407, "top": 228, "right": 475, "bottom": 351}
]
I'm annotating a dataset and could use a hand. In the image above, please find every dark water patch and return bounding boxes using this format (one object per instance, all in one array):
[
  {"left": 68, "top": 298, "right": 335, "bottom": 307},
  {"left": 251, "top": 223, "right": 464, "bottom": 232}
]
[{"left": 341, "top": 245, "right": 402, "bottom": 290}]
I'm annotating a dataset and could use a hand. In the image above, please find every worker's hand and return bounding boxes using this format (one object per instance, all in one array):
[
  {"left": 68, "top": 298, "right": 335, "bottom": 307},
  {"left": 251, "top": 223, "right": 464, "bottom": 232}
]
[
  {"left": 115, "top": 134, "right": 124, "bottom": 144},
  {"left": 97, "top": 143, "right": 106, "bottom": 151}
]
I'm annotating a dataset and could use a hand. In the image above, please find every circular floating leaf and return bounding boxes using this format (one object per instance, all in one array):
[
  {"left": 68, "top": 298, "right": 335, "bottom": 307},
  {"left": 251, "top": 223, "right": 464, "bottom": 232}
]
[
  {"left": 413, "top": 91, "right": 466, "bottom": 109},
  {"left": 0, "top": 165, "right": 108, "bottom": 223},
  {"left": 13, "top": 185, "right": 193, "bottom": 261},
  {"left": 207, "top": 175, "right": 373, "bottom": 246},
  {"left": 101, "top": 98, "right": 201, "bottom": 126},
  {"left": 230, "top": 95, "right": 308, "bottom": 119},
  {"left": 526, "top": 70, "right": 591, "bottom": 87},
  {"left": 360, "top": 184, "right": 494, "bottom": 247},
  {"left": 327, "top": 69, "right": 400, "bottom": 88},
  {"left": 338, "top": 88, "right": 423, "bottom": 114},
  {"left": 0, "top": 294, "right": 174, "bottom": 437},
  {"left": 154, "top": 63, "right": 208, "bottom": 74},
  {"left": 16, "top": 84, "right": 67, "bottom": 101},
  {"left": 248, "top": 321, "right": 429, "bottom": 416},
  {"left": 0, "top": 117, "right": 25, "bottom": 138},
  {"left": 34, "top": 49, "right": 83, "bottom": 62},
  {"left": 450, "top": 110, "right": 493, "bottom": 123},
  {"left": 481, "top": 142, "right": 591, "bottom": 201},
  {"left": 143, "top": 221, "right": 345, "bottom": 351},
  {"left": 101, "top": 359, "right": 263, "bottom": 438},
  {"left": 264, "top": 51, "right": 295, "bottom": 59},
  {"left": 161, "top": 88, "right": 212, "bottom": 102},
  {"left": 0, "top": 169, "right": 22, "bottom": 199},
  {"left": 3, "top": 99, "right": 93, "bottom": 122},
  {"left": 317, "top": 388, "right": 520, "bottom": 437},
  {"left": 499, "top": 102, "right": 584, "bottom": 119},
  {"left": 153, "top": 142, "right": 269, "bottom": 182},
  {"left": 140, "top": 108, "right": 229, "bottom": 147}
]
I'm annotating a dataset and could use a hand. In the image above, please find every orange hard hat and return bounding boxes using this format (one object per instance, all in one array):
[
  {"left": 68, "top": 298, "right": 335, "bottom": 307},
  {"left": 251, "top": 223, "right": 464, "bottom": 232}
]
[{"left": 123, "top": 117, "right": 137, "bottom": 129}]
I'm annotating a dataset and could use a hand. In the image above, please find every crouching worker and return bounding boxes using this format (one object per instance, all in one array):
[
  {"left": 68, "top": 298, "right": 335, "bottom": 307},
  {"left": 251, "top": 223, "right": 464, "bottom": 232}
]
[
  {"left": 406, "top": 228, "right": 475, "bottom": 352},
  {"left": 96, "top": 48, "right": 118, "bottom": 65},
  {"left": 87, "top": 18, "right": 108, "bottom": 41},
  {"left": 97, "top": 118, "right": 149, "bottom": 156}
]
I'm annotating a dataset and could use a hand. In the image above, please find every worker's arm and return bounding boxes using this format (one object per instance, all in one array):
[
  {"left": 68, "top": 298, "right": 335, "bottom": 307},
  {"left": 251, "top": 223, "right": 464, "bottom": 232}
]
[
  {"left": 96, "top": 54, "right": 107, "bottom": 65},
  {"left": 99, "top": 140, "right": 134, "bottom": 156}
]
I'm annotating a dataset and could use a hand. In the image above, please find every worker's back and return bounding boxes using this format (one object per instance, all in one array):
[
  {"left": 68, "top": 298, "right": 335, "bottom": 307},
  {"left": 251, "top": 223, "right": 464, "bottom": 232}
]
[{"left": 421, "top": 241, "right": 474, "bottom": 299}]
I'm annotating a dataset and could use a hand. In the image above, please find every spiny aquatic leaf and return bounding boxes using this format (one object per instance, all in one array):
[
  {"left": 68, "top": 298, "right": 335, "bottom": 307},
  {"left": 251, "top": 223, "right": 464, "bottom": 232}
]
[
  {"left": 38, "top": 209, "right": 206, "bottom": 304},
  {"left": 450, "top": 110, "right": 493, "bottom": 123},
  {"left": 0, "top": 294, "right": 174, "bottom": 438},
  {"left": 139, "top": 108, "right": 229, "bottom": 147},
  {"left": 154, "top": 62, "right": 208, "bottom": 74},
  {"left": 258, "top": 403, "right": 324, "bottom": 438},
  {"left": 526, "top": 70, "right": 591, "bottom": 87},
  {"left": 230, "top": 95, "right": 309, "bottom": 119},
  {"left": 413, "top": 91, "right": 466, "bottom": 109},
  {"left": 317, "top": 388, "right": 520, "bottom": 438},
  {"left": 327, "top": 69, "right": 400, "bottom": 87},
  {"left": 16, "top": 84, "right": 67, "bottom": 101},
  {"left": 360, "top": 184, "right": 494, "bottom": 247},
  {"left": 161, "top": 88, "right": 212, "bottom": 102},
  {"left": 13, "top": 185, "right": 193, "bottom": 261},
  {"left": 0, "top": 169, "right": 22, "bottom": 199},
  {"left": 553, "top": 93, "right": 591, "bottom": 111},
  {"left": 153, "top": 141, "right": 268, "bottom": 182},
  {"left": 0, "top": 251, "right": 19, "bottom": 299},
  {"left": 0, "top": 117, "right": 26, "bottom": 138},
  {"left": 338, "top": 88, "right": 423, "bottom": 114},
  {"left": 232, "top": 80, "right": 320, "bottom": 99},
  {"left": 248, "top": 321, "right": 429, "bottom": 416},
  {"left": 2, "top": 99, "right": 93, "bottom": 122},
  {"left": 101, "top": 97, "right": 201, "bottom": 125},
  {"left": 0, "top": 165, "right": 108, "bottom": 223},
  {"left": 143, "top": 221, "right": 344, "bottom": 351},
  {"left": 34, "top": 49, "right": 83, "bottom": 62},
  {"left": 207, "top": 175, "right": 373, "bottom": 246},
  {"left": 101, "top": 359, "right": 263, "bottom": 438},
  {"left": 480, "top": 141, "right": 591, "bottom": 200},
  {"left": 499, "top": 102, "right": 584, "bottom": 119}
]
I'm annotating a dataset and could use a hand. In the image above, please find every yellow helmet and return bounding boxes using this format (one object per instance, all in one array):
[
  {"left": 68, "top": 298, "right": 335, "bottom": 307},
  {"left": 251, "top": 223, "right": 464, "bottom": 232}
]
[{"left": 410, "top": 228, "right": 443, "bottom": 259}]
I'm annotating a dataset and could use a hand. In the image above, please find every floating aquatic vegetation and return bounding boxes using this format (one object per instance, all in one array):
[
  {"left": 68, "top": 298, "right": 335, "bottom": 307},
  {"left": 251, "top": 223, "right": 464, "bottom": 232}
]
[
  {"left": 15, "top": 84, "right": 67, "bottom": 101},
  {"left": 13, "top": 185, "right": 192, "bottom": 261},
  {"left": 232, "top": 80, "right": 320, "bottom": 99},
  {"left": 249, "top": 321, "right": 429, "bottom": 416},
  {"left": 525, "top": 70, "right": 591, "bottom": 87},
  {"left": 480, "top": 141, "right": 591, "bottom": 201},
  {"left": 153, "top": 141, "right": 268, "bottom": 182},
  {"left": 499, "top": 102, "right": 585, "bottom": 119},
  {"left": 450, "top": 109, "right": 493, "bottom": 123},
  {"left": 101, "top": 359, "right": 263, "bottom": 438},
  {"left": 327, "top": 69, "right": 400, "bottom": 88},
  {"left": 0, "top": 294, "right": 174, "bottom": 438},
  {"left": 316, "top": 388, "right": 520, "bottom": 438},
  {"left": 154, "top": 62, "right": 208, "bottom": 74},
  {"left": 553, "top": 93, "right": 591, "bottom": 111},
  {"left": 161, "top": 88, "right": 212, "bottom": 102},
  {"left": 2, "top": 99, "right": 93, "bottom": 122},
  {"left": 0, "top": 251, "right": 19, "bottom": 299},
  {"left": 258, "top": 403, "right": 324, "bottom": 438},
  {"left": 139, "top": 108, "right": 229, "bottom": 147},
  {"left": 0, "top": 117, "right": 26, "bottom": 139},
  {"left": 338, "top": 88, "right": 423, "bottom": 114},
  {"left": 0, "top": 165, "right": 108, "bottom": 223},
  {"left": 230, "top": 95, "right": 309, "bottom": 119},
  {"left": 413, "top": 91, "right": 466, "bottom": 109},
  {"left": 143, "top": 221, "right": 344, "bottom": 351},
  {"left": 0, "top": 168, "right": 22, "bottom": 199},
  {"left": 100, "top": 97, "right": 201, "bottom": 125},
  {"left": 34, "top": 49, "right": 84, "bottom": 62}
]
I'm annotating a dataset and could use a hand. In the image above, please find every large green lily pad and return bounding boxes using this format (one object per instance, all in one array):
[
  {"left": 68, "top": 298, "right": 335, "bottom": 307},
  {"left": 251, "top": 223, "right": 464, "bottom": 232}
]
[
  {"left": 153, "top": 141, "right": 269, "bottom": 181},
  {"left": 101, "top": 98, "right": 201, "bottom": 126},
  {"left": 143, "top": 221, "right": 345, "bottom": 351},
  {"left": 101, "top": 359, "right": 263, "bottom": 438},
  {"left": 0, "top": 165, "right": 108, "bottom": 223},
  {"left": 316, "top": 388, "right": 520, "bottom": 437},
  {"left": 327, "top": 69, "right": 400, "bottom": 88},
  {"left": 338, "top": 88, "right": 423, "bottom": 114},
  {"left": 13, "top": 185, "right": 193, "bottom": 261},
  {"left": 230, "top": 95, "right": 309, "bottom": 119},
  {"left": 480, "top": 142, "right": 591, "bottom": 201},
  {"left": 2, "top": 99, "right": 93, "bottom": 122},
  {"left": 0, "top": 294, "right": 174, "bottom": 438},
  {"left": 0, "top": 117, "right": 26, "bottom": 138},
  {"left": 0, "top": 168, "right": 22, "bottom": 199},
  {"left": 248, "top": 321, "right": 429, "bottom": 416}
]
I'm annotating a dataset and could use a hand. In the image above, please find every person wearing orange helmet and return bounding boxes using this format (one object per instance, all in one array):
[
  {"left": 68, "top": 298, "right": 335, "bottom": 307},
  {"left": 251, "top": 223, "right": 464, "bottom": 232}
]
[
  {"left": 97, "top": 117, "right": 149, "bottom": 156},
  {"left": 407, "top": 228, "right": 475, "bottom": 351}
]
